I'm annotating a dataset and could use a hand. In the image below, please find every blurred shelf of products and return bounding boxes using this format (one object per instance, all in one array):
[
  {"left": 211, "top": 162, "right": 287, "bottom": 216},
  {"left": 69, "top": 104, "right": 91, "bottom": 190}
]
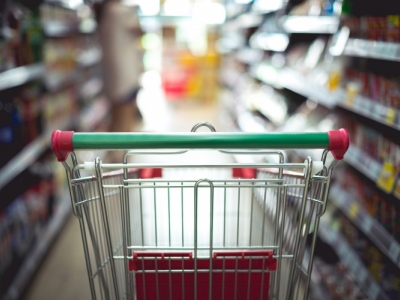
[
  {"left": 219, "top": 0, "right": 400, "bottom": 299},
  {"left": 1, "top": 0, "right": 400, "bottom": 299},
  {"left": 0, "top": 1, "right": 106, "bottom": 299}
]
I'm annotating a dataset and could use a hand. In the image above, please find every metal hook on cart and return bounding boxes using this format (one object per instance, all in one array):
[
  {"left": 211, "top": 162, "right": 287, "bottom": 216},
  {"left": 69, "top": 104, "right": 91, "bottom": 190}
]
[{"left": 191, "top": 121, "right": 217, "bottom": 132}]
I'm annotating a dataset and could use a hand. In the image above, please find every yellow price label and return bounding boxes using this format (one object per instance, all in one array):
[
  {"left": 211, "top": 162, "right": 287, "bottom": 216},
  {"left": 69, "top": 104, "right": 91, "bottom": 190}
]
[
  {"left": 348, "top": 202, "right": 359, "bottom": 220},
  {"left": 386, "top": 108, "right": 397, "bottom": 124},
  {"left": 377, "top": 161, "right": 397, "bottom": 193}
]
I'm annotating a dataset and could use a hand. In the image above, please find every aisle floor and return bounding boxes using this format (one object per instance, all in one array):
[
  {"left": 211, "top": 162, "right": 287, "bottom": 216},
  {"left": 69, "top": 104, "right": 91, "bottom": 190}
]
[{"left": 23, "top": 90, "right": 223, "bottom": 300}]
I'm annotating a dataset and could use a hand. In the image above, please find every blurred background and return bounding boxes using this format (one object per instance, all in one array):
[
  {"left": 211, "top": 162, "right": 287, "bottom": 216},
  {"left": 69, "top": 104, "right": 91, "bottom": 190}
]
[{"left": 1, "top": 0, "right": 400, "bottom": 299}]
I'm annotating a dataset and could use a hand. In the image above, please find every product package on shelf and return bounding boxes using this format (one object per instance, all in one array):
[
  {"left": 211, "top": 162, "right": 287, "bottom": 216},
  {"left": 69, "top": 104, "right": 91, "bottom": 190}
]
[
  {"left": 312, "top": 257, "right": 365, "bottom": 300},
  {"left": 0, "top": 1, "right": 44, "bottom": 72},
  {"left": 335, "top": 166, "right": 400, "bottom": 241},
  {"left": 0, "top": 151, "right": 58, "bottom": 299},
  {"left": 341, "top": 0, "right": 400, "bottom": 42},
  {"left": 333, "top": 209, "right": 400, "bottom": 298}
]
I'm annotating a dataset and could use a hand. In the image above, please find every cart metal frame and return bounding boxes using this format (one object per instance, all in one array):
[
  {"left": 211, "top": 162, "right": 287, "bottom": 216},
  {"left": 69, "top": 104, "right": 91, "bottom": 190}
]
[{"left": 53, "top": 122, "right": 348, "bottom": 300}]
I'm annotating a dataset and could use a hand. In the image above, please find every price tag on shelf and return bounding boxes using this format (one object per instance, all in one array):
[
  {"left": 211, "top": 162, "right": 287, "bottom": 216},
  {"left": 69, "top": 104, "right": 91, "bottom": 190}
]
[
  {"left": 376, "top": 161, "right": 397, "bottom": 193},
  {"left": 348, "top": 202, "right": 359, "bottom": 220},
  {"left": 361, "top": 215, "right": 373, "bottom": 234},
  {"left": 389, "top": 242, "right": 400, "bottom": 263},
  {"left": 386, "top": 107, "right": 397, "bottom": 124}
]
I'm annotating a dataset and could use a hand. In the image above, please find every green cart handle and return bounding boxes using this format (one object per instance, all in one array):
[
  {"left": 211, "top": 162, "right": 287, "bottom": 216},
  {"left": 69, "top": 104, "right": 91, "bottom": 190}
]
[{"left": 51, "top": 129, "right": 349, "bottom": 162}]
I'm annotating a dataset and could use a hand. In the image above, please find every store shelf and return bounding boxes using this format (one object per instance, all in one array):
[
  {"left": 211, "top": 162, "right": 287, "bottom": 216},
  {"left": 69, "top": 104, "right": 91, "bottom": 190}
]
[
  {"left": 0, "top": 118, "right": 72, "bottom": 191},
  {"left": 44, "top": 48, "right": 102, "bottom": 92},
  {"left": 42, "top": 20, "right": 96, "bottom": 37},
  {"left": 280, "top": 16, "right": 340, "bottom": 34},
  {"left": 0, "top": 97, "right": 105, "bottom": 191},
  {"left": 3, "top": 190, "right": 72, "bottom": 300},
  {"left": 337, "top": 95, "right": 400, "bottom": 132},
  {"left": 330, "top": 184, "right": 400, "bottom": 268},
  {"left": 255, "top": 63, "right": 400, "bottom": 132},
  {"left": 253, "top": 63, "right": 339, "bottom": 109},
  {"left": 318, "top": 220, "right": 389, "bottom": 300},
  {"left": 344, "top": 145, "right": 381, "bottom": 182},
  {"left": 0, "top": 63, "right": 45, "bottom": 91},
  {"left": 343, "top": 38, "right": 400, "bottom": 62}
]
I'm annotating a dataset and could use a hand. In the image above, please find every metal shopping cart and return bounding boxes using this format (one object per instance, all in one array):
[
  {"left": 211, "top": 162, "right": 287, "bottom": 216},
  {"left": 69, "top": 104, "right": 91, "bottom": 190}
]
[{"left": 51, "top": 122, "right": 349, "bottom": 300}]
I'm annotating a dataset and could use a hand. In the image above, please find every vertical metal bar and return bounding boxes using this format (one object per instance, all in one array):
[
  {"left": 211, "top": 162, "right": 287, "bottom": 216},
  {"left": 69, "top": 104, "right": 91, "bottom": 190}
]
[
  {"left": 155, "top": 257, "right": 160, "bottom": 300},
  {"left": 78, "top": 215, "right": 97, "bottom": 300},
  {"left": 181, "top": 182, "right": 184, "bottom": 247},
  {"left": 261, "top": 184, "right": 267, "bottom": 246},
  {"left": 293, "top": 198, "right": 316, "bottom": 290},
  {"left": 275, "top": 186, "right": 288, "bottom": 300},
  {"left": 236, "top": 182, "right": 241, "bottom": 247},
  {"left": 194, "top": 182, "right": 199, "bottom": 300},
  {"left": 94, "top": 158, "right": 119, "bottom": 300},
  {"left": 209, "top": 182, "right": 215, "bottom": 300},
  {"left": 139, "top": 183, "right": 144, "bottom": 246},
  {"left": 168, "top": 182, "right": 171, "bottom": 247},
  {"left": 91, "top": 184, "right": 110, "bottom": 299},
  {"left": 259, "top": 256, "right": 265, "bottom": 300},
  {"left": 62, "top": 160, "right": 80, "bottom": 218},
  {"left": 234, "top": 257, "right": 238, "bottom": 300},
  {"left": 142, "top": 257, "right": 146, "bottom": 300},
  {"left": 294, "top": 277, "right": 301, "bottom": 300},
  {"left": 223, "top": 182, "right": 226, "bottom": 247},
  {"left": 271, "top": 157, "right": 283, "bottom": 299},
  {"left": 303, "top": 186, "right": 330, "bottom": 299},
  {"left": 246, "top": 257, "right": 252, "bottom": 300},
  {"left": 249, "top": 182, "right": 254, "bottom": 246},
  {"left": 154, "top": 182, "right": 158, "bottom": 247},
  {"left": 222, "top": 257, "right": 226, "bottom": 300},
  {"left": 120, "top": 187, "right": 130, "bottom": 299},
  {"left": 182, "top": 257, "right": 185, "bottom": 300},
  {"left": 194, "top": 179, "right": 214, "bottom": 300},
  {"left": 123, "top": 154, "right": 133, "bottom": 298},
  {"left": 169, "top": 258, "right": 173, "bottom": 300},
  {"left": 286, "top": 158, "right": 312, "bottom": 300}
]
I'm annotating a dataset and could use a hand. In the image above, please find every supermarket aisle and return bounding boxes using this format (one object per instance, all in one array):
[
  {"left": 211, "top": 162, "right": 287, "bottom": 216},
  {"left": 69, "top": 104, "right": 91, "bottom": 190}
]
[{"left": 23, "top": 90, "right": 222, "bottom": 300}]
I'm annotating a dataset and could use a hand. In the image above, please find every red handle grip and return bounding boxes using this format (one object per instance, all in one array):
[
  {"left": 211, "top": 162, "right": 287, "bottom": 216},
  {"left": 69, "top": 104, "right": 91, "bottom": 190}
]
[
  {"left": 328, "top": 128, "right": 349, "bottom": 160},
  {"left": 51, "top": 130, "right": 74, "bottom": 162}
]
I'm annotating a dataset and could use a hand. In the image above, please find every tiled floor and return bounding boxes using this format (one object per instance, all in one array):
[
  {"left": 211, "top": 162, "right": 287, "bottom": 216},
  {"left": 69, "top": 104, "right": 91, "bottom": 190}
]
[{"left": 23, "top": 90, "right": 224, "bottom": 300}]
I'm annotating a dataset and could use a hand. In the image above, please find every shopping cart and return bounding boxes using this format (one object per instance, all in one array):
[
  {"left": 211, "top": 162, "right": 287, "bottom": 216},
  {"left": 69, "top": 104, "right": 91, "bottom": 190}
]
[{"left": 51, "top": 122, "right": 349, "bottom": 300}]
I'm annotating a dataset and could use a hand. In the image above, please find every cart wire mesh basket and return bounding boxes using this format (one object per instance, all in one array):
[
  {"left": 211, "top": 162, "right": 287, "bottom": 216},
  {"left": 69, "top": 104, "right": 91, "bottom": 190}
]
[{"left": 52, "top": 123, "right": 349, "bottom": 300}]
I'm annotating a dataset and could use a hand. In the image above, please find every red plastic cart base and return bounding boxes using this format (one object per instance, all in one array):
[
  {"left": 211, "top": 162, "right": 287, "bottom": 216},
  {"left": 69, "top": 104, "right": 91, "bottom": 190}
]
[{"left": 130, "top": 251, "right": 277, "bottom": 300}]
